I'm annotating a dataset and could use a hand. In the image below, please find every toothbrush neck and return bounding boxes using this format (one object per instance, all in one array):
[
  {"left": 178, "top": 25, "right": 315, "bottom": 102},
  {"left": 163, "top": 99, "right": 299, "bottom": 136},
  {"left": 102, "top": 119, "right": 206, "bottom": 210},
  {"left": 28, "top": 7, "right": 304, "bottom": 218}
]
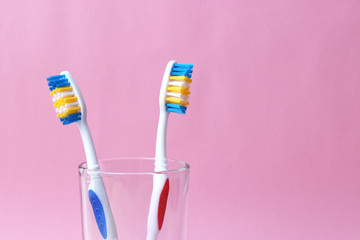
[
  {"left": 155, "top": 110, "right": 169, "bottom": 170},
  {"left": 78, "top": 120, "right": 99, "bottom": 170}
]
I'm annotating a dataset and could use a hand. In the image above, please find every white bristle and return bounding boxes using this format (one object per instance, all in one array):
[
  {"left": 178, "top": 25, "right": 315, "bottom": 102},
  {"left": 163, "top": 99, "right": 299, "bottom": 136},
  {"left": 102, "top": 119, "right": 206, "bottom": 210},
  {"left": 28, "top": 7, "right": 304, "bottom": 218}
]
[
  {"left": 168, "top": 81, "right": 189, "bottom": 88},
  {"left": 60, "top": 92, "right": 74, "bottom": 98},
  {"left": 52, "top": 90, "right": 74, "bottom": 101},
  {"left": 65, "top": 102, "right": 79, "bottom": 108},
  {"left": 166, "top": 92, "right": 181, "bottom": 98},
  {"left": 166, "top": 92, "right": 189, "bottom": 101}
]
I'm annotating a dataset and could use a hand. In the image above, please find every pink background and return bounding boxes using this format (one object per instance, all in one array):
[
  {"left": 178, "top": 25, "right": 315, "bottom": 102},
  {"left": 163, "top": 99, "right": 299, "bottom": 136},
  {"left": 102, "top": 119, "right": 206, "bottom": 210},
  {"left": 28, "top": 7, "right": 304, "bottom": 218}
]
[{"left": 1, "top": 0, "right": 360, "bottom": 239}]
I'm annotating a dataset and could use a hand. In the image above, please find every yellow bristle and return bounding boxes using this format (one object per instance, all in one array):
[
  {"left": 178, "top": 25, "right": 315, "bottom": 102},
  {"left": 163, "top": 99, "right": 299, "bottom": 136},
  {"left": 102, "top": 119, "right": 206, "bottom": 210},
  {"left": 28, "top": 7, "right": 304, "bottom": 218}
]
[
  {"left": 169, "top": 76, "right": 192, "bottom": 83},
  {"left": 53, "top": 99, "right": 62, "bottom": 108},
  {"left": 66, "top": 107, "right": 81, "bottom": 114},
  {"left": 63, "top": 96, "right": 77, "bottom": 104},
  {"left": 54, "top": 96, "right": 78, "bottom": 108},
  {"left": 165, "top": 97, "right": 189, "bottom": 106},
  {"left": 50, "top": 86, "right": 73, "bottom": 96},
  {"left": 167, "top": 86, "right": 190, "bottom": 95},
  {"left": 56, "top": 86, "right": 73, "bottom": 92}
]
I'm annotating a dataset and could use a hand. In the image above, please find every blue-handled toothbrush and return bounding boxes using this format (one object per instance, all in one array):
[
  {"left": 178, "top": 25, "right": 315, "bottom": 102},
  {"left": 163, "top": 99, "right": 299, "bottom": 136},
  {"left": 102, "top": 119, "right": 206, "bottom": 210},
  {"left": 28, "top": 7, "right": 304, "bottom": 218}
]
[{"left": 46, "top": 71, "right": 118, "bottom": 240}]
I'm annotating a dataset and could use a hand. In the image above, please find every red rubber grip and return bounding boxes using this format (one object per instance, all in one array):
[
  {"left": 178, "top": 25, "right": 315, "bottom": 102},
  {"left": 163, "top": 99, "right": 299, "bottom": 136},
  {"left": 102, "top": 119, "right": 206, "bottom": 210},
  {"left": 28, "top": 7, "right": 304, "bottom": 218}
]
[{"left": 158, "top": 178, "right": 170, "bottom": 230}]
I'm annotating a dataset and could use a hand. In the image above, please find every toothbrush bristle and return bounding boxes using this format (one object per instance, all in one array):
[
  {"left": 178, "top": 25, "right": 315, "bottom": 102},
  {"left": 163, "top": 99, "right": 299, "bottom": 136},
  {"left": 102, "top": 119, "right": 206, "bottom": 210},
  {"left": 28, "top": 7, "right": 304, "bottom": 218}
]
[
  {"left": 165, "top": 63, "right": 193, "bottom": 114},
  {"left": 46, "top": 74, "right": 82, "bottom": 125}
]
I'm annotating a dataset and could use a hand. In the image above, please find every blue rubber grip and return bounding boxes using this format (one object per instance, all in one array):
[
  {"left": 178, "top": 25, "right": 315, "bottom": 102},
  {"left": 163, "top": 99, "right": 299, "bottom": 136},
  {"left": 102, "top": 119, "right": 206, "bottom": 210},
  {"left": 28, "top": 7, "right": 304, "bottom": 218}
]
[{"left": 88, "top": 190, "right": 107, "bottom": 239}]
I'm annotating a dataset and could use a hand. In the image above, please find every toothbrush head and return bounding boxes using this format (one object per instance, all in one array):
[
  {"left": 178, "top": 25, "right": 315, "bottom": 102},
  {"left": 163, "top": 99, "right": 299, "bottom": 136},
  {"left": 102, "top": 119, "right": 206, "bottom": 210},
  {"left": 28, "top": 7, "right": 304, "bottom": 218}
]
[
  {"left": 46, "top": 71, "right": 86, "bottom": 125},
  {"left": 165, "top": 63, "right": 193, "bottom": 114}
]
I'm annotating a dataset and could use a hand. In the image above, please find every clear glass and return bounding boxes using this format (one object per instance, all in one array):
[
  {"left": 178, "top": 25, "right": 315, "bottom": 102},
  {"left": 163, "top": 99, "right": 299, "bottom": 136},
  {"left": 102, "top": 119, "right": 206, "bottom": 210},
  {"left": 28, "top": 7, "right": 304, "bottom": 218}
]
[{"left": 79, "top": 157, "right": 190, "bottom": 240}]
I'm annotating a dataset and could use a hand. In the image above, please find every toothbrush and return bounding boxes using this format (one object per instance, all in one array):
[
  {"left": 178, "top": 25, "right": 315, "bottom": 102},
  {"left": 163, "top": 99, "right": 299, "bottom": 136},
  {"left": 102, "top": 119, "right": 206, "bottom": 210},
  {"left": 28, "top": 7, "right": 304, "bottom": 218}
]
[
  {"left": 46, "top": 72, "right": 118, "bottom": 240},
  {"left": 146, "top": 61, "right": 193, "bottom": 240}
]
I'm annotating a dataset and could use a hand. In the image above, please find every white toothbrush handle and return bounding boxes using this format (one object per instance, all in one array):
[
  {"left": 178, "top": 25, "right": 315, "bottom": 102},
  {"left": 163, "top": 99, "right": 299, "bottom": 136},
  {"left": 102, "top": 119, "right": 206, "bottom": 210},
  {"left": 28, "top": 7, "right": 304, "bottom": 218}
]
[
  {"left": 78, "top": 121, "right": 118, "bottom": 240},
  {"left": 147, "top": 111, "right": 170, "bottom": 240},
  {"left": 155, "top": 111, "right": 169, "bottom": 169},
  {"left": 78, "top": 121, "right": 99, "bottom": 169},
  {"left": 147, "top": 61, "right": 175, "bottom": 240}
]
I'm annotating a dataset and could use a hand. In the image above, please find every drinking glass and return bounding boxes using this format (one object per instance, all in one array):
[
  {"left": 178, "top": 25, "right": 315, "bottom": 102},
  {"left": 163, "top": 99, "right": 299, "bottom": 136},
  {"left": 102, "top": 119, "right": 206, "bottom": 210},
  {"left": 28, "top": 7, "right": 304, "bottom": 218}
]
[{"left": 79, "top": 157, "right": 190, "bottom": 240}]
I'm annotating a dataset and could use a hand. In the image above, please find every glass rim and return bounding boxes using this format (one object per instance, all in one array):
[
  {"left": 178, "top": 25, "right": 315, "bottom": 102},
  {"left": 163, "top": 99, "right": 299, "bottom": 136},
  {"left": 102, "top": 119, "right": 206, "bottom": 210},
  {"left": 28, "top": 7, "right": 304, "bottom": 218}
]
[{"left": 78, "top": 157, "right": 190, "bottom": 175}]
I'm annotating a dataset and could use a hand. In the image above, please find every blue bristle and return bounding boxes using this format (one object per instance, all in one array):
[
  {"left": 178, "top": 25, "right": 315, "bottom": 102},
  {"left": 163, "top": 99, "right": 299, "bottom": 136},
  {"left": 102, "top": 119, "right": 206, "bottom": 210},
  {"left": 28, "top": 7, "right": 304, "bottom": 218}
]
[
  {"left": 47, "top": 74, "right": 70, "bottom": 90},
  {"left": 47, "top": 74, "right": 65, "bottom": 80},
  {"left": 62, "top": 117, "right": 81, "bottom": 125},
  {"left": 170, "top": 64, "right": 193, "bottom": 78},
  {"left": 60, "top": 113, "right": 82, "bottom": 125},
  {"left": 47, "top": 77, "right": 66, "bottom": 86},
  {"left": 166, "top": 103, "right": 187, "bottom": 114},
  {"left": 55, "top": 81, "right": 71, "bottom": 88},
  {"left": 166, "top": 103, "right": 187, "bottom": 111},
  {"left": 171, "top": 68, "right": 193, "bottom": 74},
  {"left": 60, "top": 112, "right": 82, "bottom": 123},
  {"left": 47, "top": 78, "right": 66, "bottom": 84},
  {"left": 170, "top": 70, "right": 192, "bottom": 78},
  {"left": 47, "top": 79, "right": 69, "bottom": 87},
  {"left": 173, "top": 63, "right": 194, "bottom": 68},
  {"left": 166, "top": 107, "right": 186, "bottom": 114}
]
